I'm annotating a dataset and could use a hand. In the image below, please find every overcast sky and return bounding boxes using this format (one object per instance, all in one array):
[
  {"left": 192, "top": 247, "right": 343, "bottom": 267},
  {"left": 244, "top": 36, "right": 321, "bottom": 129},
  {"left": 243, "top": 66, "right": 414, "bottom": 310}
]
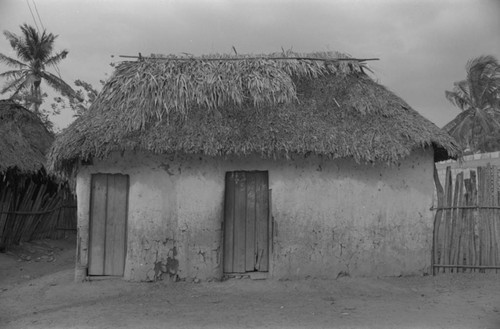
[{"left": 0, "top": 0, "right": 499, "bottom": 130}]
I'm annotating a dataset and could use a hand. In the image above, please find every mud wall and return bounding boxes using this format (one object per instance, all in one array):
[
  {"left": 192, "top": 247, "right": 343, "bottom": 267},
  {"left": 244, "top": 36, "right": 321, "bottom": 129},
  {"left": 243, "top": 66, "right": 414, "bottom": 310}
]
[{"left": 75, "top": 148, "right": 435, "bottom": 281}]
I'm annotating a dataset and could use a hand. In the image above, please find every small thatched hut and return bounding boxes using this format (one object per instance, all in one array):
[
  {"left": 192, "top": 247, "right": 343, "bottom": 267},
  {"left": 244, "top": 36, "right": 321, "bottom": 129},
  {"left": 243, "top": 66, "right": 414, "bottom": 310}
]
[
  {"left": 0, "top": 100, "right": 75, "bottom": 249},
  {"left": 0, "top": 100, "right": 53, "bottom": 172},
  {"left": 49, "top": 52, "right": 460, "bottom": 282}
]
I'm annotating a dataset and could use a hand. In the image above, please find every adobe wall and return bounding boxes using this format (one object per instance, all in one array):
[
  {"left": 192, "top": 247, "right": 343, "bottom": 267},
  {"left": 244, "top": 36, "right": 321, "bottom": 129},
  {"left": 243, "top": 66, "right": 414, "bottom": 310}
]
[{"left": 75, "top": 148, "right": 435, "bottom": 281}]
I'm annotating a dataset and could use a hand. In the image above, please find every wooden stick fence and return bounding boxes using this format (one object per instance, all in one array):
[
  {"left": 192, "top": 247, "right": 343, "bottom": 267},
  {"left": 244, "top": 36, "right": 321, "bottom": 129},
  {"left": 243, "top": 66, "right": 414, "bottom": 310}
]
[
  {"left": 0, "top": 174, "right": 76, "bottom": 250},
  {"left": 432, "top": 164, "right": 500, "bottom": 274}
]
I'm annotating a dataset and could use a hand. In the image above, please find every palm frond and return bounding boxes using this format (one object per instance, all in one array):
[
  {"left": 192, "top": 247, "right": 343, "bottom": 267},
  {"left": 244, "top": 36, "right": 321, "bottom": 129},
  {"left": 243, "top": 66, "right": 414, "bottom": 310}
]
[
  {"left": 447, "top": 114, "right": 473, "bottom": 145},
  {"left": 1, "top": 71, "right": 31, "bottom": 96},
  {"left": 44, "top": 50, "right": 68, "bottom": 68},
  {"left": 35, "top": 30, "right": 57, "bottom": 62},
  {"left": 0, "top": 53, "right": 27, "bottom": 68},
  {"left": 445, "top": 89, "right": 469, "bottom": 111},
  {"left": 445, "top": 55, "right": 500, "bottom": 152},
  {"left": 472, "top": 108, "right": 494, "bottom": 134},
  {"left": 466, "top": 55, "right": 500, "bottom": 108},
  {"left": 3, "top": 30, "right": 21, "bottom": 49},
  {"left": 466, "top": 55, "right": 499, "bottom": 79},
  {"left": 40, "top": 71, "right": 78, "bottom": 98},
  {"left": 444, "top": 107, "right": 500, "bottom": 152},
  {"left": 19, "top": 24, "right": 40, "bottom": 62},
  {"left": 0, "top": 69, "right": 24, "bottom": 80}
]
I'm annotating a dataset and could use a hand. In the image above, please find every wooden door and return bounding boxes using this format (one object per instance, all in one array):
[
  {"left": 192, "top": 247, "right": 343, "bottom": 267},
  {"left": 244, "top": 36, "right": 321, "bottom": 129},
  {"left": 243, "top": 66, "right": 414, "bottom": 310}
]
[
  {"left": 224, "top": 171, "right": 269, "bottom": 273},
  {"left": 89, "top": 174, "right": 129, "bottom": 276}
]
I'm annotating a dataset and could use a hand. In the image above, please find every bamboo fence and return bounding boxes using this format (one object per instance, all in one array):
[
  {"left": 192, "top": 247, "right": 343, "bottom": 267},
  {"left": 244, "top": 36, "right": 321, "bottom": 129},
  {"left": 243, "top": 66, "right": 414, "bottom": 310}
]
[
  {"left": 0, "top": 173, "right": 76, "bottom": 250},
  {"left": 432, "top": 163, "right": 500, "bottom": 274}
]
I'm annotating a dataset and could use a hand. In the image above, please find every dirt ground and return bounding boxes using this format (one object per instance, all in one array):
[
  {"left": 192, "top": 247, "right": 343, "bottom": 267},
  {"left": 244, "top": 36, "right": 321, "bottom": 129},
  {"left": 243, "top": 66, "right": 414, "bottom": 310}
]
[{"left": 0, "top": 235, "right": 499, "bottom": 329}]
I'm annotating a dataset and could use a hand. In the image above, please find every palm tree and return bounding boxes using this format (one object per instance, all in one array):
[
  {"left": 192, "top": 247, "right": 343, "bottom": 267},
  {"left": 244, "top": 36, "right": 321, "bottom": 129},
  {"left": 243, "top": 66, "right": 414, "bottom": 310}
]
[
  {"left": 0, "top": 24, "right": 77, "bottom": 114},
  {"left": 444, "top": 55, "right": 500, "bottom": 152}
]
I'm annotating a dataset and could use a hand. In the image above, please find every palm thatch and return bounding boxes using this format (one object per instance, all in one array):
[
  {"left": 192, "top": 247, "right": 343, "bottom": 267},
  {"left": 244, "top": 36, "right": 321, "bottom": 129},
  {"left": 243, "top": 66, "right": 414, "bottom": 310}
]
[
  {"left": 48, "top": 51, "right": 461, "bottom": 175},
  {"left": 0, "top": 100, "right": 54, "bottom": 172}
]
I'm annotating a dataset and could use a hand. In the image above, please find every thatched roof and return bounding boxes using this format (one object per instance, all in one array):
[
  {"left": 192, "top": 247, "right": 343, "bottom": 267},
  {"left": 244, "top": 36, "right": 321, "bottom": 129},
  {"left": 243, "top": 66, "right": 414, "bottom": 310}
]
[
  {"left": 48, "top": 51, "right": 461, "bottom": 175},
  {"left": 0, "top": 100, "right": 54, "bottom": 173}
]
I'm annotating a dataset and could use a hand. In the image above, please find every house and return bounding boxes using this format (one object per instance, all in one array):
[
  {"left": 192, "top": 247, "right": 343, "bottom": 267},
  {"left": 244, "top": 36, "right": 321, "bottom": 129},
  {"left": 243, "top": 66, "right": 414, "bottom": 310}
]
[
  {"left": 48, "top": 52, "right": 460, "bottom": 282},
  {"left": 0, "top": 100, "right": 53, "bottom": 173},
  {"left": 0, "top": 100, "right": 75, "bottom": 249}
]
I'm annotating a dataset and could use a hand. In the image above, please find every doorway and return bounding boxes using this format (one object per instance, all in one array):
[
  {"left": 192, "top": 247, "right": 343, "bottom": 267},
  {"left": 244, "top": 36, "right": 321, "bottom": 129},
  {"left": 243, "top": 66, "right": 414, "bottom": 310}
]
[
  {"left": 88, "top": 173, "right": 129, "bottom": 276},
  {"left": 223, "top": 171, "right": 270, "bottom": 273}
]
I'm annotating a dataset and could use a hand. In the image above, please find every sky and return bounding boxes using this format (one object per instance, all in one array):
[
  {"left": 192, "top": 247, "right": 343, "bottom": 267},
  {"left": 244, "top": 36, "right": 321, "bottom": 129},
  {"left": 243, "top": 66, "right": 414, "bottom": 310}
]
[{"left": 0, "top": 0, "right": 499, "bottom": 130}]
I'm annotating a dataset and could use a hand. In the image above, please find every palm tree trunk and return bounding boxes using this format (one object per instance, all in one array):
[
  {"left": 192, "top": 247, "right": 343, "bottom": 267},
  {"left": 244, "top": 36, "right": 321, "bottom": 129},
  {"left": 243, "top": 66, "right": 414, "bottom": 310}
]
[{"left": 33, "top": 80, "right": 41, "bottom": 115}]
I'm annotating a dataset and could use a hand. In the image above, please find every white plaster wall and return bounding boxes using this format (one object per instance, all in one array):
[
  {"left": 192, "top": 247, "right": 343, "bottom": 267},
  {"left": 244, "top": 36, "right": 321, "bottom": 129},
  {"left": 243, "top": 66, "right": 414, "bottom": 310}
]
[{"left": 75, "top": 148, "right": 435, "bottom": 281}]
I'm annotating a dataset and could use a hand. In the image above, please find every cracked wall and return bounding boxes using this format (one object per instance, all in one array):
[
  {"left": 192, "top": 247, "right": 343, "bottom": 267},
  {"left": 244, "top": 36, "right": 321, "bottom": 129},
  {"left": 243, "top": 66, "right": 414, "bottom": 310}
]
[{"left": 75, "top": 148, "right": 435, "bottom": 281}]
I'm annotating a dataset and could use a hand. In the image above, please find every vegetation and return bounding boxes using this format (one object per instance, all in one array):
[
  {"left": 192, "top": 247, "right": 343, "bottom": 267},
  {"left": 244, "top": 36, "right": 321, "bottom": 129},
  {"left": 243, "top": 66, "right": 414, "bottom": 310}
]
[
  {"left": 444, "top": 55, "right": 500, "bottom": 153},
  {"left": 52, "top": 79, "right": 100, "bottom": 118},
  {"left": 0, "top": 24, "right": 78, "bottom": 118}
]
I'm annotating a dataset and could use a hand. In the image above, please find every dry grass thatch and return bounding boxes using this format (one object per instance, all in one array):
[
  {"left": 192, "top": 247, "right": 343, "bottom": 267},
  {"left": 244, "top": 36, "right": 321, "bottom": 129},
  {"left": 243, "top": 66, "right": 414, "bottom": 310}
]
[
  {"left": 0, "top": 100, "right": 54, "bottom": 172},
  {"left": 48, "top": 51, "right": 461, "bottom": 175}
]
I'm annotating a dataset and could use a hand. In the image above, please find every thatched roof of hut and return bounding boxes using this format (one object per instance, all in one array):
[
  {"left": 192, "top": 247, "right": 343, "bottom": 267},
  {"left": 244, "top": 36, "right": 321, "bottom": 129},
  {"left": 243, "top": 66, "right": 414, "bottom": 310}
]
[
  {"left": 0, "top": 100, "right": 54, "bottom": 173},
  {"left": 48, "top": 51, "right": 461, "bottom": 175}
]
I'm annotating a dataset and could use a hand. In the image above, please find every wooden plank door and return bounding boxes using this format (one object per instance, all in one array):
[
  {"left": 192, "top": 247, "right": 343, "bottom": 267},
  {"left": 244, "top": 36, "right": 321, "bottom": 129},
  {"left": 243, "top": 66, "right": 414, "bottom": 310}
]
[
  {"left": 224, "top": 171, "right": 269, "bottom": 273},
  {"left": 89, "top": 174, "right": 129, "bottom": 276}
]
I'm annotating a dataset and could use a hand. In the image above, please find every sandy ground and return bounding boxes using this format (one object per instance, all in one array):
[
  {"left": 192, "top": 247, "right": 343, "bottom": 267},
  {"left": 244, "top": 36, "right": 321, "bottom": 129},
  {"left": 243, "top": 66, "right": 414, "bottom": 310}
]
[{"left": 1, "top": 235, "right": 499, "bottom": 329}]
